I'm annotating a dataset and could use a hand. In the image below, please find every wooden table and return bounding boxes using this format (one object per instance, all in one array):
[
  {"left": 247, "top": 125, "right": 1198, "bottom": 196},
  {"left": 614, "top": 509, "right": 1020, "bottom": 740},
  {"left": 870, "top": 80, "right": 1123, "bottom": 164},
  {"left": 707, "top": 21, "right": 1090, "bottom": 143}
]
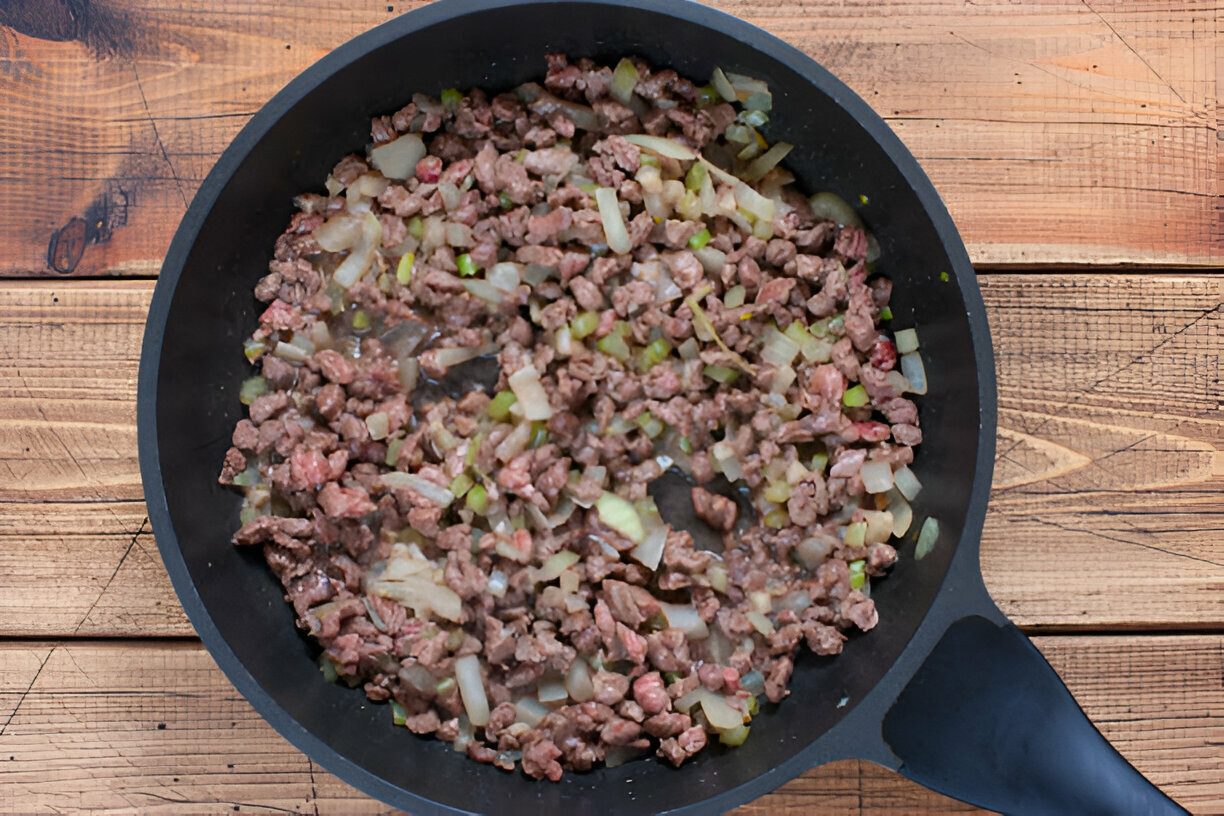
[{"left": 1, "top": 1, "right": 1221, "bottom": 812}]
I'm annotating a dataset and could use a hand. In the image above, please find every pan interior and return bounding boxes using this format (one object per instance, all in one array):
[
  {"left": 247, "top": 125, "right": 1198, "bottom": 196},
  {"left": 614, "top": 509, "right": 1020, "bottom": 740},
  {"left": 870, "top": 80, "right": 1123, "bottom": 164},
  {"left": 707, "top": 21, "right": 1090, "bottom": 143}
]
[{"left": 150, "top": 3, "right": 984, "bottom": 813}]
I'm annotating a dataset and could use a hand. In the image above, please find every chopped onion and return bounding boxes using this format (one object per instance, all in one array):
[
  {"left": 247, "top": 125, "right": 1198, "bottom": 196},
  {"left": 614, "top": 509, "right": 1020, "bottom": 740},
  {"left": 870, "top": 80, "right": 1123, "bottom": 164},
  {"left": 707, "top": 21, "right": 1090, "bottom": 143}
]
[
  {"left": 444, "top": 221, "right": 473, "bottom": 247},
  {"left": 699, "top": 155, "right": 740, "bottom": 187},
  {"left": 488, "top": 569, "right": 508, "bottom": 598},
  {"left": 734, "top": 181, "right": 775, "bottom": 222},
  {"left": 860, "top": 461, "right": 894, "bottom": 494},
  {"left": 740, "top": 670, "right": 766, "bottom": 697},
  {"left": 659, "top": 601, "right": 708, "bottom": 638},
  {"left": 429, "top": 342, "right": 498, "bottom": 371},
  {"left": 398, "top": 663, "right": 435, "bottom": 694},
  {"left": 365, "top": 411, "right": 390, "bottom": 441},
  {"left": 893, "top": 465, "right": 922, "bottom": 501},
  {"left": 622, "top": 133, "right": 698, "bottom": 161},
  {"left": 455, "top": 654, "right": 490, "bottom": 727},
  {"left": 462, "top": 278, "right": 505, "bottom": 305},
  {"left": 706, "top": 627, "right": 733, "bottom": 665},
  {"left": 629, "top": 525, "right": 668, "bottom": 571},
  {"left": 711, "top": 67, "right": 737, "bottom": 102},
  {"left": 273, "top": 341, "right": 311, "bottom": 363},
  {"left": 369, "top": 133, "right": 426, "bottom": 180},
  {"left": 900, "top": 351, "right": 927, "bottom": 395},
  {"left": 915, "top": 516, "right": 940, "bottom": 560},
  {"left": 692, "top": 245, "right": 727, "bottom": 276},
  {"left": 809, "top": 191, "right": 863, "bottom": 229},
  {"left": 700, "top": 690, "right": 745, "bottom": 731},
  {"left": 534, "top": 550, "right": 580, "bottom": 583},
  {"left": 777, "top": 590, "right": 812, "bottom": 613},
  {"left": 741, "top": 142, "right": 793, "bottom": 183},
  {"left": 725, "top": 71, "right": 769, "bottom": 95},
  {"left": 795, "top": 535, "right": 836, "bottom": 569},
  {"left": 770, "top": 364, "right": 796, "bottom": 395},
  {"left": 760, "top": 325, "right": 800, "bottom": 367},
  {"left": 452, "top": 715, "right": 473, "bottom": 752},
  {"left": 895, "top": 327, "right": 919, "bottom": 354},
  {"left": 887, "top": 491, "right": 913, "bottom": 537},
  {"left": 508, "top": 365, "right": 553, "bottom": 421},
  {"left": 594, "top": 187, "right": 631, "bottom": 255},
  {"left": 422, "top": 215, "right": 446, "bottom": 254},
  {"left": 437, "top": 181, "right": 462, "bottom": 211},
  {"left": 380, "top": 472, "right": 455, "bottom": 506},
  {"left": 711, "top": 440, "right": 742, "bottom": 482},
  {"left": 333, "top": 213, "right": 382, "bottom": 288},
  {"left": 537, "top": 677, "right": 569, "bottom": 704},
  {"left": 595, "top": 491, "right": 645, "bottom": 544},
  {"left": 861, "top": 509, "right": 894, "bottom": 544},
  {"left": 487, "top": 262, "right": 522, "bottom": 294},
  {"left": 315, "top": 214, "right": 363, "bottom": 252},
  {"left": 885, "top": 369, "right": 912, "bottom": 394},
  {"left": 677, "top": 337, "right": 700, "bottom": 361},
  {"left": 654, "top": 265, "right": 682, "bottom": 303},
  {"left": 610, "top": 58, "right": 639, "bottom": 105},
  {"left": 746, "top": 610, "right": 775, "bottom": 636},
  {"left": 566, "top": 659, "right": 595, "bottom": 703},
  {"left": 514, "top": 696, "right": 549, "bottom": 727},
  {"left": 495, "top": 421, "right": 533, "bottom": 462}
]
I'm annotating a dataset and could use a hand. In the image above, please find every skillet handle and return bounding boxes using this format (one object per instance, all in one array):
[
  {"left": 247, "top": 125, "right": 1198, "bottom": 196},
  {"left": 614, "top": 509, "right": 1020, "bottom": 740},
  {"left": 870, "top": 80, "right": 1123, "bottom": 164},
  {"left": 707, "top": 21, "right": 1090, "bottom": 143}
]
[{"left": 882, "top": 615, "right": 1189, "bottom": 816}]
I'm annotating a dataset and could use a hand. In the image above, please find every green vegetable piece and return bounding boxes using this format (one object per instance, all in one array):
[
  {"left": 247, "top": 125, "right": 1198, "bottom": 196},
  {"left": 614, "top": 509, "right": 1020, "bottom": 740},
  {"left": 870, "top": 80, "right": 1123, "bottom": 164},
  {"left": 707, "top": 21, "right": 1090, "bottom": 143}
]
[
  {"left": 435, "top": 677, "right": 456, "bottom": 696},
  {"left": 465, "top": 484, "right": 489, "bottom": 514},
  {"left": 879, "top": 306, "right": 893, "bottom": 321},
  {"left": 638, "top": 153, "right": 660, "bottom": 167},
  {"left": 238, "top": 505, "right": 259, "bottom": 524},
  {"left": 703, "top": 364, "right": 738, "bottom": 384},
  {"left": 809, "top": 318, "right": 829, "bottom": 338},
  {"left": 842, "top": 384, "right": 869, "bottom": 407},
  {"left": 440, "top": 88, "right": 463, "bottom": 110},
  {"left": 724, "top": 285, "right": 746, "bottom": 309},
  {"left": 396, "top": 252, "right": 415, "bottom": 285},
  {"left": 351, "top": 309, "right": 370, "bottom": 330},
  {"left": 663, "top": 671, "right": 682, "bottom": 685},
  {"left": 487, "top": 390, "right": 517, "bottom": 421},
  {"left": 319, "top": 655, "right": 339, "bottom": 684},
  {"left": 746, "top": 695, "right": 759, "bottom": 715},
  {"left": 850, "top": 571, "right": 867, "bottom": 591},
  {"left": 719, "top": 723, "right": 751, "bottom": 747},
  {"left": 243, "top": 338, "right": 265, "bottom": 362},
  {"left": 810, "top": 452, "right": 828, "bottom": 473},
  {"left": 529, "top": 420, "right": 549, "bottom": 449},
  {"left": 407, "top": 215, "right": 424, "bottom": 240},
  {"left": 466, "top": 432, "right": 484, "bottom": 466},
  {"left": 456, "top": 253, "right": 479, "bottom": 277},
  {"left": 763, "top": 508, "right": 788, "bottom": 529},
  {"left": 696, "top": 84, "right": 719, "bottom": 107},
  {"left": 635, "top": 411, "right": 664, "bottom": 439},
  {"left": 390, "top": 699, "right": 407, "bottom": 726},
  {"left": 739, "top": 109, "right": 769, "bottom": 128},
  {"left": 450, "top": 473, "right": 474, "bottom": 499},
  {"left": 498, "top": 191, "right": 513, "bottom": 210},
  {"left": 763, "top": 480, "right": 791, "bottom": 503},
  {"left": 688, "top": 228, "right": 712, "bottom": 250},
  {"left": 685, "top": 161, "right": 708, "bottom": 192},
  {"left": 385, "top": 437, "right": 404, "bottom": 467},
  {"left": 678, "top": 435, "right": 693, "bottom": 455},
  {"left": 595, "top": 491, "right": 646, "bottom": 544},
  {"left": 940, "top": 271, "right": 950, "bottom": 282},
  {"left": 597, "top": 332, "right": 632, "bottom": 362},
  {"left": 828, "top": 314, "right": 845, "bottom": 335},
  {"left": 239, "top": 376, "right": 268, "bottom": 406},
  {"left": 844, "top": 522, "right": 867, "bottom": 550},
  {"left": 638, "top": 337, "right": 671, "bottom": 370},
  {"left": 570, "top": 311, "right": 599, "bottom": 340}
]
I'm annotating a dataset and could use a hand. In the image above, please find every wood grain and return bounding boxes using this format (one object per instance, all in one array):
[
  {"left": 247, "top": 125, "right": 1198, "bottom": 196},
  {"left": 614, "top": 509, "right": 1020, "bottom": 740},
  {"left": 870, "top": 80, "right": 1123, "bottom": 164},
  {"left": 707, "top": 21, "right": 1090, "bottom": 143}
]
[
  {"left": 0, "top": 0, "right": 1218, "bottom": 277},
  {"left": 2, "top": 275, "right": 1221, "bottom": 637},
  {"left": 0, "top": 636, "right": 1216, "bottom": 814}
]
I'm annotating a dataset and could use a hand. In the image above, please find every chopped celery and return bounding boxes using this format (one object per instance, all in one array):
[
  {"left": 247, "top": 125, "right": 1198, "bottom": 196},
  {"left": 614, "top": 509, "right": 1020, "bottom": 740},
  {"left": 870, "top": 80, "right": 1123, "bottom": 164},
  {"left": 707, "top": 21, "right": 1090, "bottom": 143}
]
[
  {"left": 703, "top": 364, "right": 738, "bottom": 384},
  {"left": 879, "top": 306, "right": 893, "bottom": 321},
  {"left": 571, "top": 311, "right": 600, "bottom": 340},
  {"left": 849, "top": 559, "right": 867, "bottom": 590},
  {"left": 638, "top": 337, "right": 671, "bottom": 370},
  {"left": 456, "top": 253, "right": 479, "bottom": 277},
  {"left": 688, "top": 228, "right": 712, "bottom": 250},
  {"left": 810, "top": 452, "right": 828, "bottom": 473},
  {"left": 239, "top": 376, "right": 268, "bottom": 406},
  {"left": 635, "top": 411, "right": 664, "bottom": 439},
  {"left": 319, "top": 655, "right": 339, "bottom": 683},
  {"left": 498, "top": 191, "right": 513, "bottom": 210},
  {"left": 238, "top": 505, "right": 259, "bottom": 524},
  {"left": 465, "top": 484, "right": 489, "bottom": 514},
  {"left": 763, "top": 481, "right": 791, "bottom": 503},
  {"left": 243, "top": 338, "right": 265, "bottom": 361},
  {"left": 435, "top": 676, "right": 456, "bottom": 696},
  {"left": 696, "top": 84, "right": 719, "bottom": 107},
  {"left": 719, "top": 723, "right": 751, "bottom": 747},
  {"left": 450, "top": 473, "right": 475, "bottom": 499},
  {"left": 487, "top": 390, "right": 517, "bottom": 421},
  {"left": 390, "top": 699, "right": 407, "bottom": 726},
  {"left": 440, "top": 88, "right": 463, "bottom": 110},
  {"left": 685, "top": 161, "right": 708, "bottom": 192},
  {"left": 407, "top": 215, "right": 424, "bottom": 239},
  {"left": 842, "top": 384, "right": 869, "bottom": 407},
  {"left": 597, "top": 332, "right": 632, "bottom": 362},
  {"left": 529, "top": 420, "right": 549, "bottom": 449},
  {"left": 385, "top": 437, "right": 404, "bottom": 466},
  {"left": 396, "top": 252, "right": 415, "bottom": 284},
  {"left": 351, "top": 309, "right": 370, "bottom": 330},
  {"left": 844, "top": 522, "right": 867, "bottom": 549},
  {"left": 763, "top": 508, "right": 788, "bottom": 529}
]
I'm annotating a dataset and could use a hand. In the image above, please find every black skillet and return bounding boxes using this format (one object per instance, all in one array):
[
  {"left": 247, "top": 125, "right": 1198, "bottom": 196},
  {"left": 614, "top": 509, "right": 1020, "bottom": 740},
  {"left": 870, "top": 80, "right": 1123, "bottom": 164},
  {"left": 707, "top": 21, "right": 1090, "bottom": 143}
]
[{"left": 136, "top": 1, "right": 1191, "bottom": 813}]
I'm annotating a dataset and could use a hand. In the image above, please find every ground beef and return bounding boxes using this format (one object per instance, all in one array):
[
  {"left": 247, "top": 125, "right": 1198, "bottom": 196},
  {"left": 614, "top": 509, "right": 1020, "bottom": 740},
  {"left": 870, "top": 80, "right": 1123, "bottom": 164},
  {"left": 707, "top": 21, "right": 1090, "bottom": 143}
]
[{"left": 223, "top": 54, "right": 921, "bottom": 784}]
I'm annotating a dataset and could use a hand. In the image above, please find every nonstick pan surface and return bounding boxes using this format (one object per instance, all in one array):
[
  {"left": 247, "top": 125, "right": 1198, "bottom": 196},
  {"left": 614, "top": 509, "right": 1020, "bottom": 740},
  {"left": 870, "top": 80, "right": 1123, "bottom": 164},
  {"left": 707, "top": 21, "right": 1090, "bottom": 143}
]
[{"left": 137, "top": 1, "right": 1188, "bottom": 813}]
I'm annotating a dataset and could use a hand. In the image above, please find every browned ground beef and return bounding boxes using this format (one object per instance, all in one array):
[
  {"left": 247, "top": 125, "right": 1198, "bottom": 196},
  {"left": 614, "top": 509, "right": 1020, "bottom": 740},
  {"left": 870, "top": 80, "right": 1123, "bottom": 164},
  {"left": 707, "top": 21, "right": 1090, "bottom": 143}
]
[{"left": 220, "top": 54, "right": 922, "bottom": 779}]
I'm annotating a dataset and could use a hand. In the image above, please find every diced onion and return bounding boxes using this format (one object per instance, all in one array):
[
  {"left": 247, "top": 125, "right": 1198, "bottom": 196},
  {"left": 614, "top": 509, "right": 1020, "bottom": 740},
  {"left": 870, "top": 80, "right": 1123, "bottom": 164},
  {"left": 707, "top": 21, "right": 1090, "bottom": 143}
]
[
  {"left": 622, "top": 133, "right": 698, "bottom": 161},
  {"left": 508, "top": 365, "right": 553, "bottom": 420},
  {"left": 462, "top": 278, "right": 505, "bottom": 305},
  {"left": 741, "top": 142, "right": 793, "bottom": 183},
  {"left": 315, "top": 214, "right": 363, "bottom": 252},
  {"left": 533, "top": 550, "right": 580, "bottom": 583},
  {"left": 487, "top": 262, "right": 522, "bottom": 294},
  {"left": 611, "top": 58, "right": 639, "bottom": 105},
  {"left": 594, "top": 187, "right": 631, "bottom": 254},
  {"left": 365, "top": 411, "right": 390, "bottom": 441},
  {"left": 893, "top": 465, "right": 922, "bottom": 501},
  {"left": 629, "top": 525, "right": 668, "bottom": 571},
  {"left": 455, "top": 654, "right": 490, "bottom": 727},
  {"left": 333, "top": 213, "right": 382, "bottom": 288},
  {"left": 711, "top": 67, "right": 737, "bottom": 102},
  {"left": 429, "top": 343, "right": 498, "bottom": 370},
  {"left": 692, "top": 246, "right": 727, "bottom": 276},
  {"left": 494, "top": 422, "right": 533, "bottom": 462},
  {"left": 711, "top": 441, "right": 742, "bottom": 482},
  {"left": 380, "top": 472, "right": 455, "bottom": 506},
  {"left": 514, "top": 696, "right": 549, "bottom": 727},
  {"left": 700, "top": 690, "right": 745, "bottom": 731},
  {"left": 915, "top": 516, "right": 940, "bottom": 560},
  {"left": 445, "top": 221, "right": 473, "bottom": 247},
  {"left": 369, "top": 133, "right": 426, "bottom": 180},
  {"left": 595, "top": 491, "right": 645, "bottom": 544},
  {"left": 658, "top": 602, "right": 708, "bottom": 638},
  {"left": 895, "top": 328, "right": 919, "bottom": 354},
  {"left": 734, "top": 181, "right": 775, "bottom": 223},
  {"left": 273, "top": 341, "right": 311, "bottom": 363},
  {"left": 795, "top": 535, "right": 835, "bottom": 569},
  {"left": 860, "top": 461, "right": 894, "bottom": 494},
  {"left": 885, "top": 370, "right": 911, "bottom": 394},
  {"left": 488, "top": 569, "right": 508, "bottom": 598},
  {"left": 438, "top": 181, "right": 462, "bottom": 211},
  {"left": 537, "top": 677, "right": 569, "bottom": 704},
  {"left": 566, "top": 659, "right": 595, "bottom": 703},
  {"left": 900, "top": 352, "right": 927, "bottom": 395},
  {"left": 887, "top": 491, "right": 913, "bottom": 538},
  {"left": 861, "top": 509, "right": 894, "bottom": 544},
  {"left": 746, "top": 610, "right": 775, "bottom": 636},
  {"left": 760, "top": 325, "right": 800, "bottom": 367},
  {"left": 808, "top": 191, "right": 863, "bottom": 229},
  {"left": 770, "top": 364, "right": 796, "bottom": 395}
]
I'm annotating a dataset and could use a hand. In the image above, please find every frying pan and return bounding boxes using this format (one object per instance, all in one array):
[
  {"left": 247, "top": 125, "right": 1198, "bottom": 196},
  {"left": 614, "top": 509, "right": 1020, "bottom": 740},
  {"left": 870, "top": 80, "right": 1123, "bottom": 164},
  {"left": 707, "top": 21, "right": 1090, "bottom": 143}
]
[{"left": 136, "top": 1, "right": 1191, "bottom": 813}]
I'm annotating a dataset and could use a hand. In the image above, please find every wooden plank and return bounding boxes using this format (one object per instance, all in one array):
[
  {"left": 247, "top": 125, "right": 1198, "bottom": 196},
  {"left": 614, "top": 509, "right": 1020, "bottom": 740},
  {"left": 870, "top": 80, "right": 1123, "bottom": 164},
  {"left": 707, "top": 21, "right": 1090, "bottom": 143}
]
[
  {"left": 0, "top": 636, "right": 1216, "bottom": 814},
  {"left": 0, "top": 0, "right": 1217, "bottom": 277},
  {"left": 0, "top": 274, "right": 1222, "bottom": 636}
]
